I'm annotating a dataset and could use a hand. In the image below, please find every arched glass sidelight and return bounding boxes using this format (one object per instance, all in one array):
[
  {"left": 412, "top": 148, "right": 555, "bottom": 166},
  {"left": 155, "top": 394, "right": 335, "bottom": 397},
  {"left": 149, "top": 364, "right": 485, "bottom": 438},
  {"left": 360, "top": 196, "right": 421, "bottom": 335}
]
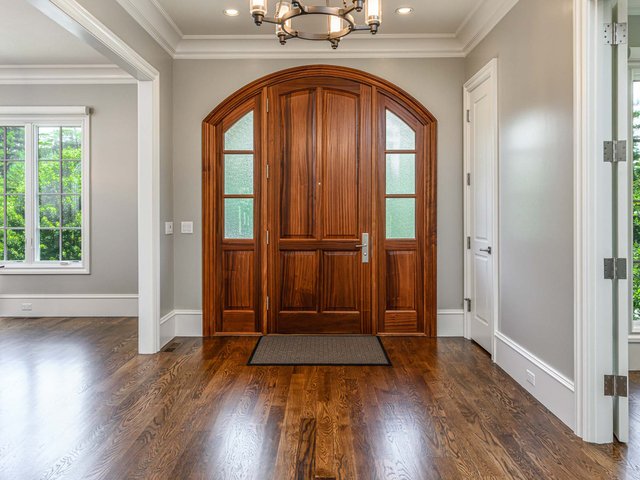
[
  {"left": 223, "top": 111, "right": 254, "bottom": 239},
  {"left": 385, "top": 110, "right": 416, "bottom": 239}
]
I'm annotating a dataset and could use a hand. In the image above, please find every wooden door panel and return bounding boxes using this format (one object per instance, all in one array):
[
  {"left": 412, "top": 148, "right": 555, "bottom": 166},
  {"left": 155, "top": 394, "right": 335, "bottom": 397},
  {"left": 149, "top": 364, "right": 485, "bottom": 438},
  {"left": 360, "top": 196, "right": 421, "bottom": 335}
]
[
  {"left": 223, "top": 250, "right": 254, "bottom": 309},
  {"left": 385, "top": 250, "right": 417, "bottom": 310},
  {"left": 322, "top": 251, "right": 359, "bottom": 311},
  {"left": 279, "top": 251, "right": 319, "bottom": 311},
  {"left": 322, "top": 90, "right": 359, "bottom": 239},
  {"left": 280, "top": 90, "right": 316, "bottom": 239}
]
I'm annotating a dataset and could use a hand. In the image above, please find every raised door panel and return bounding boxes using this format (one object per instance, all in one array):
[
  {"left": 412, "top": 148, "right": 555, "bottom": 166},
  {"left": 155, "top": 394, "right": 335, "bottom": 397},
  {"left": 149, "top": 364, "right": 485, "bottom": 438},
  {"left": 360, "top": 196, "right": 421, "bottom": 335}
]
[
  {"left": 322, "top": 251, "right": 359, "bottom": 311},
  {"left": 280, "top": 251, "right": 319, "bottom": 311},
  {"left": 384, "top": 250, "right": 418, "bottom": 332},
  {"left": 223, "top": 250, "right": 254, "bottom": 309},
  {"left": 280, "top": 89, "right": 316, "bottom": 239},
  {"left": 322, "top": 90, "right": 359, "bottom": 239}
]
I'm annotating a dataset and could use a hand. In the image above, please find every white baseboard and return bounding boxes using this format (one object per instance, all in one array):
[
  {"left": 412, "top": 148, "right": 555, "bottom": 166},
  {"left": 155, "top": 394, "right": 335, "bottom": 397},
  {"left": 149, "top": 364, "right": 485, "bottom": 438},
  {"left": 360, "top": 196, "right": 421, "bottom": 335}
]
[
  {"left": 495, "top": 331, "right": 575, "bottom": 430},
  {"left": 160, "top": 309, "right": 203, "bottom": 347},
  {"left": 437, "top": 309, "right": 464, "bottom": 337},
  {"left": 0, "top": 294, "right": 138, "bottom": 317}
]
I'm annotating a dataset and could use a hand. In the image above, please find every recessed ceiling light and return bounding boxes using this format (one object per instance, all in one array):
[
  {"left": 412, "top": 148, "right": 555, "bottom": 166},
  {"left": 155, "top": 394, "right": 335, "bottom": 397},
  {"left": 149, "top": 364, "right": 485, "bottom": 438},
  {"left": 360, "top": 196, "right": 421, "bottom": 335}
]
[
  {"left": 395, "top": 7, "right": 414, "bottom": 15},
  {"left": 224, "top": 8, "right": 240, "bottom": 17}
]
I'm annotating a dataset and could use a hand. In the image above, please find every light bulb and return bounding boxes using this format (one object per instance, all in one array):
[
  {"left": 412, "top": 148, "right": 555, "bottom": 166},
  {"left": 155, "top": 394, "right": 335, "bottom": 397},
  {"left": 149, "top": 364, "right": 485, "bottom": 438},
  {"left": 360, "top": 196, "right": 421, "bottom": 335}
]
[
  {"left": 250, "top": 0, "right": 267, "bottom": 16},
  {"left": 275, "top": 2, "right": 292, "bottom": 36},
  {"left": 366, "top": 0, "right": 382, "bottom": 27},
  {"left": 329, "top": 15, "right": 342, "bottom": 35}
]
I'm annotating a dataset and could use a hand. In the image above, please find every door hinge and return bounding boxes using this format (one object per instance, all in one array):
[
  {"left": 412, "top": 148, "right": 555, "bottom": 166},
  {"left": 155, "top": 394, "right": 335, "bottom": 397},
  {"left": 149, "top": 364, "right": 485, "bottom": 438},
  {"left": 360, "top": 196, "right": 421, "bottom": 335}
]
[
  {"left": 604, "top": 22, "right": 628, "bottom": 45},
  {"left": 464, "top": 298, "right": 471, "bottom": 312},
  {"left": 466, "top": 173, "right": 471, "bottom": 186},
  {"left": 604, "top": 375, "right": 628, "bottom": 397},
  {"left": 604, "top": 257, "right": 627, "bottom": 280},
  {"left": 603, "top": 140, "right": 627, "bottom": 163},
  {"left": 467, "top": 236, "right": 471, "bottom": 250},
  {"left": 266, "top": 229, "right": 270, "bottom": 245},
  {"left": 266, "top": 295, "right": 270, "bottom": 311},
  {"left": 466, "top": 109, "right": 471, "bottom": 123}
]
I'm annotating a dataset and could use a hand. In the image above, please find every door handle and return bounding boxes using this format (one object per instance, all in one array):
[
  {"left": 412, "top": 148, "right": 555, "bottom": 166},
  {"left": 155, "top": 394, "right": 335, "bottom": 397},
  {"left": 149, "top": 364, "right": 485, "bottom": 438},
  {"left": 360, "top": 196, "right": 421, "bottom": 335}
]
[
  {"left": 356, "top": 233, "right": 369, "bottom": 263},
  {"left": 480, "top": 247, "right": 492, "bottom": 255}
]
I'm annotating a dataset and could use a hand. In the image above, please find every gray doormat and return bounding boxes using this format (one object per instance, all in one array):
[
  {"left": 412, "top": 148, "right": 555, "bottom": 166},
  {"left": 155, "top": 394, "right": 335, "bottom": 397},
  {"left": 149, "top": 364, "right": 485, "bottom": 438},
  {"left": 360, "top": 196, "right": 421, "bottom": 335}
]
[{"left": 248, "top": 335, "right": 391, "bottom": 366}]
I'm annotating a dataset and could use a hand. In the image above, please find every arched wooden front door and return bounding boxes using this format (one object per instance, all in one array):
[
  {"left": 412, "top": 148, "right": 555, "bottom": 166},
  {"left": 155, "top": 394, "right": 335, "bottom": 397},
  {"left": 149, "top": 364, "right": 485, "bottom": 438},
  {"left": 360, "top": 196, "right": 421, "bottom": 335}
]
[{"left": 203, "top": 66, "right": 437, "bottom": 336}]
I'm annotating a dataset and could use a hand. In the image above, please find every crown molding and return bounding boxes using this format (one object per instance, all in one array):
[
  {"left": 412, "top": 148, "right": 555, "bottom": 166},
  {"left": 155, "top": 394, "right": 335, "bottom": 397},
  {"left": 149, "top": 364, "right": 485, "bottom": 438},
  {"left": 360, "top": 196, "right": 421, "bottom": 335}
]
[
  {"left": 117, "top": 0, "right": 521, "bottom": 59},
  {"left": 175, "top": 33, "right": 465, "bottom": 59},
  {"left": 457, "top": 0, "right": 520, "bottom": 54},
  {"left": 115, "top": 0, "right": 182, "bottom": 56},
  {"left": 0, "top": 65, "right": 135, "bottom": 84}
]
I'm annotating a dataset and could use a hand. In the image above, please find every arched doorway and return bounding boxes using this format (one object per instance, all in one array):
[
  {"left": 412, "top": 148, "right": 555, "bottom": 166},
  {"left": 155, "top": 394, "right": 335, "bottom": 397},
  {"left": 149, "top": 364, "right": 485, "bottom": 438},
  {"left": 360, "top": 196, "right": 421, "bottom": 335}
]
[{"left": 202, "top": 65, "right": 437, "bottom": 336}]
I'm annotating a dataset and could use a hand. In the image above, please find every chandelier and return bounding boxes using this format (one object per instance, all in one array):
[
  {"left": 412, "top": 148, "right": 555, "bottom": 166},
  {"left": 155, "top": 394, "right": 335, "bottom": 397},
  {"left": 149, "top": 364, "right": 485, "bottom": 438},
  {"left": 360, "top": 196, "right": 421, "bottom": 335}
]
[{"left": 249, "top": 0, "right": 383, "bottom": 49}]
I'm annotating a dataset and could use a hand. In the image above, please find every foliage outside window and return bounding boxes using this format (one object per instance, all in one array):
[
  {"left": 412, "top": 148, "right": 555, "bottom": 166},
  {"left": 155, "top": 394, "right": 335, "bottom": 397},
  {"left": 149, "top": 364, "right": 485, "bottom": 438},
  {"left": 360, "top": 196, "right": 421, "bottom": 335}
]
[
  {"left": 633, "top": 82, "right": 640, "bottom": 332},
  {"left": 0, "top": 109, "right": 89, "bottom": 274}
]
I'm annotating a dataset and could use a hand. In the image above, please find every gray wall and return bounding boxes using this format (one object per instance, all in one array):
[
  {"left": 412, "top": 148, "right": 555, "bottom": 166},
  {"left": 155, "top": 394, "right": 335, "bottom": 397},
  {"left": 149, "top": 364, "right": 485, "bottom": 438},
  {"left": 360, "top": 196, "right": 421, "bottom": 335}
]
[
  {"left": 76, "top": 0, "right": 175, "bottom": 315},
  {"left": 0, "top": 84, "right": 138, "bottom": 295},
  {"left": 172, "top": 58, "right": 466, "bottom": 311},
  {"left": 465, "top": 0, "right": 574, "bottom": 378}
]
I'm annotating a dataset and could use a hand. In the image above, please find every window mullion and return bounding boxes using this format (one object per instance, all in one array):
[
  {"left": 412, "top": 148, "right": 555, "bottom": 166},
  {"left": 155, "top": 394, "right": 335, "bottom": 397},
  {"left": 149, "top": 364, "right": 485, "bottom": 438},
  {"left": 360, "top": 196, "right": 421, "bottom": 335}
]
[{"left": 24, "top": 123, "right": 35, "bottom": 265}]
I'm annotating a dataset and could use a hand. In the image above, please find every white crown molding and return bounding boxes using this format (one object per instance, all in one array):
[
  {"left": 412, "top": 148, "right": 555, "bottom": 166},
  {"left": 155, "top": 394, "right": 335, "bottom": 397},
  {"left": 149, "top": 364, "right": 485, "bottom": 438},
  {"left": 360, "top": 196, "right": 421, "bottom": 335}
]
[
  {"left": 0, "top": 65, "right": 134, "bottom": 85},
  {"left": 116, "top": 0, "right": 522, "bottom": 59},
  {"left": 115, "top": 0, "right": 182, "bottom": 56},
  {"left": 457, "top": 0, "right": 520, "bottom": 55},
  {"left": 175, "top": 33, "right": 465, "bottom": 59}
]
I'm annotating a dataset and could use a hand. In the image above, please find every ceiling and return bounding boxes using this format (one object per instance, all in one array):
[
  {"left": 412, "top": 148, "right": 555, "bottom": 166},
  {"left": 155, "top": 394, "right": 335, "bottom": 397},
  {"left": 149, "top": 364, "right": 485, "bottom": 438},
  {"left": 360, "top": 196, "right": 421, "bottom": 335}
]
[
  {"left": 0, "top": 0, "right": 108, "bottom": 64},
  {"left": 155, "top": 0, "right": 481, "bottom": 36}
]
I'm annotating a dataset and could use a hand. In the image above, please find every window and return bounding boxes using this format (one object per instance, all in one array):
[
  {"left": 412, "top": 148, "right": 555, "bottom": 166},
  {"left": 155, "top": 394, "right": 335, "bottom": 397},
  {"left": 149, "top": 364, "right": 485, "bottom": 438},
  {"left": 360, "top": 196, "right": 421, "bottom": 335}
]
[
  {"left": 385, "top": 110, "right": 416, "bottom": 239},
  {"left": 0, "top": 107, "right": 89, "bottom": 274},
  {"left": 634, "top": 81, "right": 640, "bottom": 332},
  {"left": 223, "top": 111, "right": 254, "bottom": 239}
]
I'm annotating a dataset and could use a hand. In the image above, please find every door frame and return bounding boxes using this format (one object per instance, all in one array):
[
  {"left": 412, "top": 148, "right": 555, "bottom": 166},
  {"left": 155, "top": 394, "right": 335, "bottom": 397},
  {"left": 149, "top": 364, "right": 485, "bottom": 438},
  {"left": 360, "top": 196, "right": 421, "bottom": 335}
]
[
  {"left": 202, "top": 65, "right": 438, "bottom": 336},
  {"left": 463, "top": 58, "right": 499, "bottom": 359}
]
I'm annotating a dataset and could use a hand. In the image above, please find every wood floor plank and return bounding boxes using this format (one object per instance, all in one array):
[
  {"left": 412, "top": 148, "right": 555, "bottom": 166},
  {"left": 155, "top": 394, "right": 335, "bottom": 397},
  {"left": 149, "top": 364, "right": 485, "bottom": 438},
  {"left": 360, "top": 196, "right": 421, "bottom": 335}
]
[{"left": 0, "top": 317, "right": 638, "bottom": 480}]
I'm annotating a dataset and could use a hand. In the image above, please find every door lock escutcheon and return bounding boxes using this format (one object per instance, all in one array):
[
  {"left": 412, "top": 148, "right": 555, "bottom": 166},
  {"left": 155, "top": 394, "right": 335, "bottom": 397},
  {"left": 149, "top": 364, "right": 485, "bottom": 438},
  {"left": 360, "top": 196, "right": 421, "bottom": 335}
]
[{"left": 355, "top": 233, "right": 369, "bottom": 263}]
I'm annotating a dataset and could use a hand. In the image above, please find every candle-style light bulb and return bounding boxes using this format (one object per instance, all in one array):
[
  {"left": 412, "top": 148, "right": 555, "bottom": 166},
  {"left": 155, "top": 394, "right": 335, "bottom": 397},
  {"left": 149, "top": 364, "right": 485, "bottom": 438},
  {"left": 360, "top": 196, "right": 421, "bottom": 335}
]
[{"left": 366, "top": 0, "right": 382, "bottom": 33}]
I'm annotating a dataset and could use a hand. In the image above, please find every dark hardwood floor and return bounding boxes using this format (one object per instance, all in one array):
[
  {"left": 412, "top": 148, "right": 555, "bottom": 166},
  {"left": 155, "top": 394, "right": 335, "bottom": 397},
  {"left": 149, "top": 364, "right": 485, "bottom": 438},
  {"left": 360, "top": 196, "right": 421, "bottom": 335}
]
[{"left": 0, "top": 317, "right": 638, "bottom": 479}]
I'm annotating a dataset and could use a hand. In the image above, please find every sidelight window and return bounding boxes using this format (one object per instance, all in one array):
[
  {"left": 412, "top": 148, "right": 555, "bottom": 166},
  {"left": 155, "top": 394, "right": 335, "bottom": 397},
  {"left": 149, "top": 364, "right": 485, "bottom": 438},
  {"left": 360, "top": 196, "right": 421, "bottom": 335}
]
[
  {"left": 385, "top": 110, "right": 416, "bottom": 239},
  {"left": 223, "top": 111, "right": 254, "bottom": 239}
]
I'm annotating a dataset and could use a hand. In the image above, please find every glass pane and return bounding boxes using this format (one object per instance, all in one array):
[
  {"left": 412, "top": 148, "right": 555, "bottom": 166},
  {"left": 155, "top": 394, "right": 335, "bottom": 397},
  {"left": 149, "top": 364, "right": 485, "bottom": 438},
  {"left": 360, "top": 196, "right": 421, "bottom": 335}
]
[
  {"left": 0, "top": 232, "right": 3, "bottom": 260},
  {"left": 62, "top": 195, "right": 81, "bottom": 227},
  {"left": 7, "top": 229, "right": 25, "bottom": 261},
  {"left": 0, "top": 128, "right": 5, "bottom": 157},
  {"left": 62, "top": 230, "right": 82, "bottom": 261},
  {"left": 0, "top": 163, "right": 4, "bottom": 195},
  {"left": 224, "top": 198, "right": 253, "bottom": 239},
  {"left": 39, "top": 195, "right": 61, "bottom": 228},
  {"left": 62, "top": 127, "right": 82, "bottom": 159},
  {"left": 224, "top": 111, "right": 253, "bottom": 151},
  {"left": 62, "top": 161, "right": 81, "bottom": 194},
  {"left": 38, "top": 127, "right": 61, "bottom": 160},
  {"left": 224, "top": 154, "right": 253, "bottom": 195},
  {"left": 6, "top": 195, "right": 25, "bottom": 228},
  {"left": 6, "top": 162, "right": 25, "bottom": 194},
  {"left": 386, "top": 198, "right": 416, "bottom": 239},
  {"left": 634, "top": 80, "right": 640, "bottom": 330},
  {"left": 39, "top": 161, "right": 61, "bottom": 193},
  {"left": 386, "top": 154, "right": 416, "bottom": 195},
  {"left": 6, "top": 127, "right": 25, "bottom": 160},
  {"left": 0, "top": 201, "right": 4, "bottom": 228},
  {"left": 386, "top": 110, "right": 415, "bottom": 150},
  {"left": 39, "top": 229, "right": 60, "bottom": 261}
]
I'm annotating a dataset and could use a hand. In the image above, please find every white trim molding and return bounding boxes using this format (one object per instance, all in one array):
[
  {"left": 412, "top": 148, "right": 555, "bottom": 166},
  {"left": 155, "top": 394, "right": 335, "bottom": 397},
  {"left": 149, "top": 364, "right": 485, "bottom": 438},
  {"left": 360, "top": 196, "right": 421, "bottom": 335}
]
[
  {"left": 0, "top": 65, "right": 134, "bottom": 85},
  {"left": 110, "top": 0, "right": 520, "bottom": 59},
  {"left": 437, "top": 309, "right": 465, "bottom": 337},
  {"left": 495, "top": 331, "right": 575, "bottom": 429},
  {"left": 0, "top": 294, "right": 138, "bottom": 317}
]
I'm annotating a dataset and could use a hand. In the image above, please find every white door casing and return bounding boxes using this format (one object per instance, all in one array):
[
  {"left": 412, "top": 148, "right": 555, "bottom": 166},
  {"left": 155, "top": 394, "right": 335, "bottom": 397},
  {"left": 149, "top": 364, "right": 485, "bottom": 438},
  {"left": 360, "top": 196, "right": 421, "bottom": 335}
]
[{"left": 464, "top": 59, "right": 499, "bottom": 356}]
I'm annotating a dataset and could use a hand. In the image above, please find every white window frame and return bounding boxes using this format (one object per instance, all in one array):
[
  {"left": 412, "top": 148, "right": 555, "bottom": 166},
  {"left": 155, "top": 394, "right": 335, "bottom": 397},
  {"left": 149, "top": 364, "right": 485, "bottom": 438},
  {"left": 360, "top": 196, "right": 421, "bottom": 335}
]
[
  {"left": 0, "top": 106, "right": 90, "bottom": 275},
  {"left": 629, "top": 58, "right": 640, "bottom": 334}
]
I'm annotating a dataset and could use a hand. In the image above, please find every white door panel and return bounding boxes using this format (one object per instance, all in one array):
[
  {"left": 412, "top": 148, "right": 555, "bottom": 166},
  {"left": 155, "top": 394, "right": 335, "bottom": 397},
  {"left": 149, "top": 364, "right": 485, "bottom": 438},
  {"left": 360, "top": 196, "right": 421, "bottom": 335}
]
[{"left": 465, "top": 60, "right": 498, "bottom": 356}]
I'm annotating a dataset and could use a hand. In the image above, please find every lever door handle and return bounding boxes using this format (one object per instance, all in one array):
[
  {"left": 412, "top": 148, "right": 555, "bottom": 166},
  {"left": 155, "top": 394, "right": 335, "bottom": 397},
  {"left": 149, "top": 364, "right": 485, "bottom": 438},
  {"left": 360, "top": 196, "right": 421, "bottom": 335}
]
[{"left": 480, "top": 247, "right": 492, "bottom": 255}]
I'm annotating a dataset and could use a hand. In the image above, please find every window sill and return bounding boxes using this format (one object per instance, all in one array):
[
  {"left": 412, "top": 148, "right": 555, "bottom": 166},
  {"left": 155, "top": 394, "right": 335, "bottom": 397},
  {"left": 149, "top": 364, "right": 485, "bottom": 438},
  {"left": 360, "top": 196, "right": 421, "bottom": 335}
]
[
  {"left": 629, "top": 333, "right": 640, "bottom": 343},
  {"left": 0, "top": 264, "right": 89, "bottom": 275}
]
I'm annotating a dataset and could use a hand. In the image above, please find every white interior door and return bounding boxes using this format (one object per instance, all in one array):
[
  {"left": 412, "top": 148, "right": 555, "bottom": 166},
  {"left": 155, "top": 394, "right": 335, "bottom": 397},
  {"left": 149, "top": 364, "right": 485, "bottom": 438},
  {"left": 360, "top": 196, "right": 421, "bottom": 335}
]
[
  {"left": 614, "top": 0, "right": 630, "bottom": 443},
  {"left": 465, "top": 60, "right": 498, "bottom": 355}
]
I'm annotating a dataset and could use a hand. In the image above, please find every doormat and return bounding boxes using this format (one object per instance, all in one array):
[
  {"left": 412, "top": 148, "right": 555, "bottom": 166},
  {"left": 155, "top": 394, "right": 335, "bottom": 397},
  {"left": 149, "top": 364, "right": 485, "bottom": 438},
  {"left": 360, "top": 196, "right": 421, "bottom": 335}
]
[{"left": 248, "top": 335, "right": 391, "bottom": 366}]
